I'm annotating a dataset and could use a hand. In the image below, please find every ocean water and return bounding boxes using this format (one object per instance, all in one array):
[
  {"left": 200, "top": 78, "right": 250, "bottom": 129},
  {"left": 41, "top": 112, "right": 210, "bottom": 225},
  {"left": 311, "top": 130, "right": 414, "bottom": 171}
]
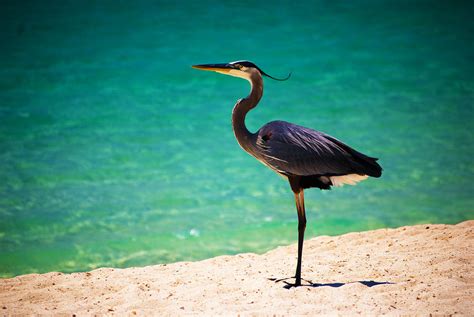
[{"left": 1, "top": 1, "right": 473, "bottom": 277}]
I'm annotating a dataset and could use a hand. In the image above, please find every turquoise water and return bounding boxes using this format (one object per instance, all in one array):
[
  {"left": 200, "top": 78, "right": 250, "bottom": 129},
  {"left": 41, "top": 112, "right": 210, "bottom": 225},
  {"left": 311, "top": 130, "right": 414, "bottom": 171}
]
[{"left": 1, "top": 1, "right": 473, "bottom": 277}]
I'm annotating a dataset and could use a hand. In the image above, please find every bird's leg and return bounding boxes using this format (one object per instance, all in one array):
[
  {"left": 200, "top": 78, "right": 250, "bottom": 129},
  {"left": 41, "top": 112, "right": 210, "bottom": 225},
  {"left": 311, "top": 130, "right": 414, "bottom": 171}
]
[{"left": 294, "top": 190, "right": 306, "bottom": 286}]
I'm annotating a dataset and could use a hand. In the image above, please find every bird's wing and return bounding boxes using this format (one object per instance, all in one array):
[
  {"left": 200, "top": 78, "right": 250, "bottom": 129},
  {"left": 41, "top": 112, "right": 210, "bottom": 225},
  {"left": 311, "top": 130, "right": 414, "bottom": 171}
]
[{"left": 255, "top": 121, "right": 379, "bottom": 177}]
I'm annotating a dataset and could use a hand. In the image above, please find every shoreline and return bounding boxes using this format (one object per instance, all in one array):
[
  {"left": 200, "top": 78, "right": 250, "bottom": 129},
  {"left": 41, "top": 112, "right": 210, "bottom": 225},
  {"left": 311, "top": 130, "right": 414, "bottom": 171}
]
[{"left": 1, "top": 220, "right": 473, "bottom": 315}]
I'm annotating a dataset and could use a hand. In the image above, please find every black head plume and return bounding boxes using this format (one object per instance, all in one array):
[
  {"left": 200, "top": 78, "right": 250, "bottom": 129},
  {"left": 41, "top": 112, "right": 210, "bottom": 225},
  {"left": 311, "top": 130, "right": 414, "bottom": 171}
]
[{"left": 230, "top": 60, "right": 291, "bottom": 81}]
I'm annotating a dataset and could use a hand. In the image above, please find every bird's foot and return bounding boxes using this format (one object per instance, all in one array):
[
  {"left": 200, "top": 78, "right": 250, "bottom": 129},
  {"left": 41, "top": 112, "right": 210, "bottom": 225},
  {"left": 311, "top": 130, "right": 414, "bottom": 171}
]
[{"left": 268, "top": 276, "right": 313, "bottom": 288}]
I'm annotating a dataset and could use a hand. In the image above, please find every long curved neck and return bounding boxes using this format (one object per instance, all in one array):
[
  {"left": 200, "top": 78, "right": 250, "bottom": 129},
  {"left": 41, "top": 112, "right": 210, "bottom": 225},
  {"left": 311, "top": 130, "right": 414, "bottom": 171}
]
[{"left": 232, "top": 71, "right": 263, "bottom": 153}]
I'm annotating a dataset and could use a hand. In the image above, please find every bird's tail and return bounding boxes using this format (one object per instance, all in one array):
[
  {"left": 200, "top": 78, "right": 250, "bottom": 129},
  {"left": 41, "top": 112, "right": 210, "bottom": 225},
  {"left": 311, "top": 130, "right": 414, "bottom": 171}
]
[
  {"left": 353, "top": 154, "right": 383, "bottom": 178},
  {"left": 324, "top": 135, "right": 383, "bottom": 178}
]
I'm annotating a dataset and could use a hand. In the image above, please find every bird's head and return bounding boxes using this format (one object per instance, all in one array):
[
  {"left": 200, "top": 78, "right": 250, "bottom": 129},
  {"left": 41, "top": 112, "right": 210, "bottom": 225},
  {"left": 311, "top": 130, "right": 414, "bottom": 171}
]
[{"left": 192, "top": 60, "right": 290, "bottom": 82}]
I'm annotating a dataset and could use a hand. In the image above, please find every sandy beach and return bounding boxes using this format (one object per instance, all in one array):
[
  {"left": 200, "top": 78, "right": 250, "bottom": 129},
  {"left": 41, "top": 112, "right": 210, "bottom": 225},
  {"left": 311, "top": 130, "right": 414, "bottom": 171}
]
[{"left": 1, "top": 220, "right": 473, "bottom": 315}]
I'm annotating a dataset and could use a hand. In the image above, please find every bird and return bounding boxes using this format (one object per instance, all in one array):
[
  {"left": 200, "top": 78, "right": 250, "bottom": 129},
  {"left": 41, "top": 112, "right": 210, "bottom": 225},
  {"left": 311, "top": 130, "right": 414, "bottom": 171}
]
[{"left": 192, "top": 60, "right": 382, "bottom": 287}]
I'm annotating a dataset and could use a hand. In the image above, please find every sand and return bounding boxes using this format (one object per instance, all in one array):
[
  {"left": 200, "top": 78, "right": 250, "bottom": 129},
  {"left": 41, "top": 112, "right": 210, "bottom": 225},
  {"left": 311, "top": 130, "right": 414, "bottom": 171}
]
[{"left": 1, "top": 221, "right": 473, "bottom": 315}]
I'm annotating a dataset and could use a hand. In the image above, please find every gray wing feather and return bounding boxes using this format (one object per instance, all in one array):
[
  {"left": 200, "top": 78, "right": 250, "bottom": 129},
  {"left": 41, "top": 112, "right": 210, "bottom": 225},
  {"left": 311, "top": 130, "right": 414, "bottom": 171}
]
[{"left": 255, "top": 121, "right": 377, "bottom": 177}]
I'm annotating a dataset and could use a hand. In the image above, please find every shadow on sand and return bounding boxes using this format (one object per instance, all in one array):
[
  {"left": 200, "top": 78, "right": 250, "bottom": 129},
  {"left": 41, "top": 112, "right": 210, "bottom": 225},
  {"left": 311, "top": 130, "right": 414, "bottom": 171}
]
[{"left": 268, "top": 277, "right": 394, "bottom": 289}]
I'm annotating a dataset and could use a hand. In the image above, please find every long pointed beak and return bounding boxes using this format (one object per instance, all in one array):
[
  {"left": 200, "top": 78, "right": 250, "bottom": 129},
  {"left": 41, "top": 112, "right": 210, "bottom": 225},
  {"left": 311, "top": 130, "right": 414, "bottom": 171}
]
[{"left": 192, "top": 63, "right": 235, "bottom": 73}]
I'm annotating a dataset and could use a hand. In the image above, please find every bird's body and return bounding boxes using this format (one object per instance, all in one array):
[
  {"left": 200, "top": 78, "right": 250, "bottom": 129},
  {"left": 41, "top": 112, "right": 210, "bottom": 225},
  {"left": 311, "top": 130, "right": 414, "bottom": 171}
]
[
  {"left": 252, "top": 120, "right": 380, "bottom": 188},
  {"left": 193, "top": 60, "right": 382, "bottom": 287}
]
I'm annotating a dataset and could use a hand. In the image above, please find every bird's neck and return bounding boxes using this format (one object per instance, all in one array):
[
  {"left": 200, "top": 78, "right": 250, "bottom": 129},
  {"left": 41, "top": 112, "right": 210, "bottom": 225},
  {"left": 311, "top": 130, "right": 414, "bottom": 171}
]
[{"left": 231, "top": 72, "right": 263, "bottom": 153}]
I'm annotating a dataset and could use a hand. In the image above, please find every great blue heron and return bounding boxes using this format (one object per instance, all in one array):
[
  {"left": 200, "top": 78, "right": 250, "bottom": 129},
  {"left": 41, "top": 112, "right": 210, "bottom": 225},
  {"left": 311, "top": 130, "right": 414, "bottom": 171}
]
[{"left": 192, "top": 60, "right": 382, "bottom": 287}]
